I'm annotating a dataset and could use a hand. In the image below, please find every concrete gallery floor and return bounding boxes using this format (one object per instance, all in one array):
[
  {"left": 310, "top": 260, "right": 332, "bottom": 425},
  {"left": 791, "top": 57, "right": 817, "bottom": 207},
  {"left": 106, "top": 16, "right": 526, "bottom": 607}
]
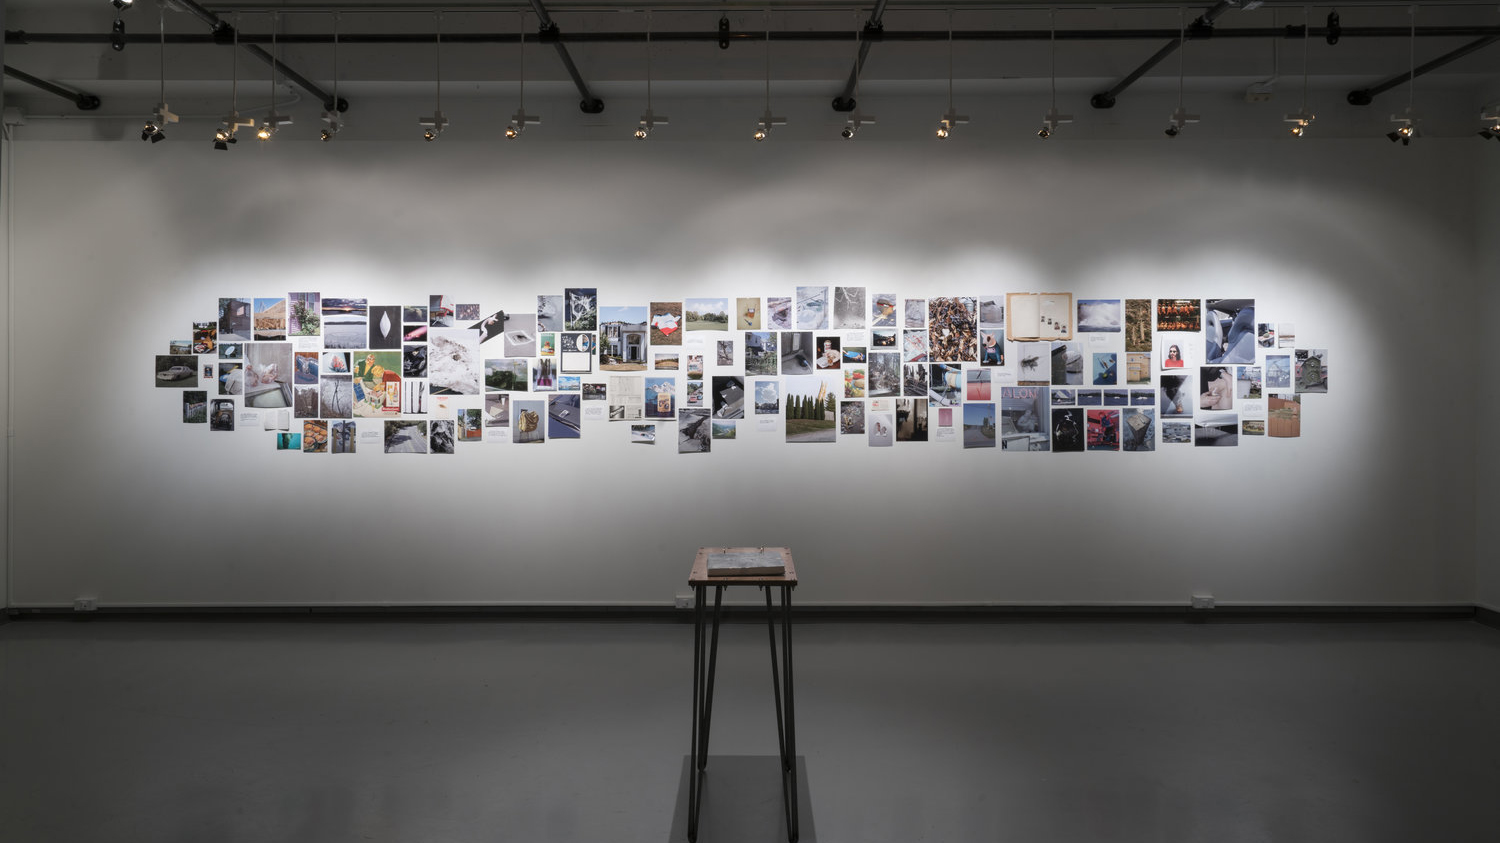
[{"left": 1, "top": 616, "right": 1497, "bottom": 843}]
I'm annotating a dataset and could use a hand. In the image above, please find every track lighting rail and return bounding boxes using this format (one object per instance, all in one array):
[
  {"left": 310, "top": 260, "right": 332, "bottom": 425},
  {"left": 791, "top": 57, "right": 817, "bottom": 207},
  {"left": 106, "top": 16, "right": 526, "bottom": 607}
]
[
  {"left": 527, "top": 0, "right": 604, "bottom": 112},
  {"left": 2, "top": 66, "right": 100, "bottom": 110},
  {"left": 832, "top": 0, "right": 887, "bottom": 113},
  {"left": 1090, "top": 0, "right": 1235, "bottom": 109},
  {"left": 1346, "top": 33, "right": 1500, "bottom": 105}
]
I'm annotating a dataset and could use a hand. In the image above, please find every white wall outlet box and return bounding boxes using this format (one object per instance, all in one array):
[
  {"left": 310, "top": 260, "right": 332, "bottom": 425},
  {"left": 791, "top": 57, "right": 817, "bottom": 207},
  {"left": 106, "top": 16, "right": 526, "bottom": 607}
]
[
  {"left": 73, "top": 598, "right": 97, "bottom": 612},
  {"left": 1190, "top": 594, "right": 1215, "bottom": 610},
  {"left": 674, "top": 594, "right": 695, "bottom": 610}
]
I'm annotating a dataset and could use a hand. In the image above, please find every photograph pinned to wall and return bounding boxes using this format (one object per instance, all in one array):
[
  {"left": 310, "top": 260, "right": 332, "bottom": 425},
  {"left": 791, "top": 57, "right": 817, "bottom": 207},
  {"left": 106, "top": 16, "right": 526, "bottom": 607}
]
[
  {"left": 1267, "top": 393, "right": 1301, "bottom": 437},
  {"left": 548, "top": 394, "right": 582, "bottom": 439},
  {"left": 609, "top": 375, "right": 645, "bottom": 421},
  {"left": 512, "top": 400, "right": 545, "bottom": 444},
  {"left": 872, "top": 329, "right": 897, "bottom": 348},
  {"left": 744, "top": 332, "right": 776, "bottom": 376},
  {"left": 1052, "top": 408, "right": 1084, "bottom": 452},
  {"left": 895, "top": 397, "right": 929, "bottom": 443},
  {"left": 1051, "top": 388, "right": 1076, "bottom": 406},
  {"left": 429, "top": 420, "right": 456, "bottom": 454},
  {"left": 753, "top": 380, "right": 780, "bottom": 414},
  {"left": 218, "top": 297, "right": 253, "bottom": 342},
  {"left": 1162, "top": 421, "right": 1191, "bottom": 444},
  {"left": 644, "top": 376, "right": 677, "bottom": 419},
  {"left": 868, "top": 398, "right": 895, "bottom": 446},
  {"left": 502, "top": 313, "right": 537, "bottom": 358},
  {"left": 867, "top": 352, "right": 899, "bottom": 397},
  {"left": 833, "top": 286, "right": 866, "bottom": 329},
  {"left": 1078, "top": 299, "right": 1122, "bottom": 332},
  {"left": 844, "top": 367, "right": 866, "bottom": 398},
  {"left": 429, "top": 328, "right": 482, "bottom": 395},
  {"left": 384, "top": 420, "right": 428, "bottom": 453},
  {"left": 485, "top": 358, "right": 529, "bottom": 392},
  {"left": 293, "top": 385, "right": 320, "bottom": 419},
  {"left": 684, "top": 298, "right": 728, "bottom": 332},
  {"left": 679, "top": 408, "right": 712, "bottom": 453},
  {"left": 902, "top": 362, "right": 928, "bottom": 397},
  {"left": 781, "top": 331, "right": 815, "bottom": 375},
  {"left": 903, "top": 299, "right": 926, "bottom": 328},
  {"left": 872, "top": 293, "right": 898, "bottom": 327},
  {"left": 1295, "top": 349, "right": 1328, "bottom": 393},
  {"left": 193, "top": 322, "right": 217, "bottom": 354},
  {"left": 1155, "top": 299, "right": 1200, "bottom": 332},
  {"left": 294, "top": 352, "right": 320, "bottom": 384},
  {"left": 963, "top": 403, "right": 996, "bottom": 448},
  {"left": 1016, "top": 342, "right": 1050, "bottom": 386},
  {"left": 1265, "top": 354, "right": 1292, "bottom": 389},
  {"left": 1077, "top": 389, "right": 1102, "bottom": 406},
  {"left": 843, "top": 346, "right": 866, "bottom": 365},
  {"left": 1157, "top": 334, "right": 1194, "bottom": 370},
  {"left": 1204, "top": 299, "right": 1256, "bottom": 364},
  {"left": 350, "top": 351, "right": 397, "bottom": 417},
  {"left": 330, "top": 420, "right": 355, "bottom": 453},
  {"left": 532, "top": 359, "right": 557, "bottom": 392},
  {"left": 169, "top": 340, "right": 193, "bottom": 355},
  {"left": 686, "top": 355, "right": 704, "bottom": 379},
  {"left": 1242, "top": 419, "right": 1266, "bottom": 436},
  {"left": 980, "top": 329, "right": 1004, "bottom": 367},
  {"left": 1160, "top": 374, "right": 1193, "bottom": 418},
  {"left": 182, "top": 391, "right": 207, "bottom": 424},
  {"left": 471, "top": 310, "right": 505, "bottom": 344},
  {"left": 252, "top": 297, "right": 287, "bottom": 341},
  {"left": 1278, "top": 323, "right": 1296, "bottom": 348},
  {"left": 712, "top": 421, "right": 738, "bottom": 440},
  {"left": 539, "top": 334, "right": 556, "bottom": 356},
  {"left": 219, "top": 343, "right": 242, "bottom": 360},
  {"left": 1087, "top": 409, "right": 1120, "bottom": 451},
  {"left": 685, "top": 380, "right": 705, "bottom": 406},
  {"left": 560, "top": 332, "right": 596, "bottom": 374},
  {"left": 815, "top": 336, "right": 842, "bottom": 369},
  {"left": 1001, "top": 387, "right": 1051, "bottom": 451},
  {"left": 403, "top": 304, "right": 428, "bottom": 326},
  {"left": 244, "top": 343, "right": 294, "bottom": 408},
  {"left": 631, "top": 424, "right": 656, "bottom": 444},
  {"left": 322, "top": 298, "right": 368, "bottom": 349},
  {"left": 1199, "top": 366, "right": 1234, "bottom": 410},
  {"left": 1130, "top": 389, "right": 1155, "bottom": 406},
  {"left": 1122, "top": 408, "right": 1155, "bottom": 451},
  {"left": 454, "top": 304, "right": 480, "bottom": 322},
  {"left": 1257, "top": 322, "right": 1277, "bottom": 348},
  {"left": 902, "top": 330, "right": 929, "bottom": 363},
  {"left": 564, "top": 288, "right": 598, "bottom": 331},
  {"left": 320, "top": 375, "right": 352, "bottom": 418},
  {"left": 429, "top": 295, "right": 455, "bottom": 327},
  {"left": 1125, "top": 299, "right": 1152, "bottom": 352},
  {"left": 303, "top": 420, "right": 329, "bottom": 453},
  {"left": 276, "top": 433, "right": 302, "bottom": 451},
  {"left": 402, "top": 345, "right": 427, "bottom": 378},
  {"left": 1126, "top": 352, "right": 1151, "bottom": 384},
  {"left": 1092, "top": 352, "right": 1118, "bottom": 386},
  {"left": 653, "top": 352, "right": 679, "bottom": 371},
  {"left": 648, "top": 301, "right": 683, "bottom": 346},
  {"left": 785, "top": 374, "right": 838, "bottom": 443},
  {"left": 928, "top": 363, "right": 962, "bottom": 407},
  {"left": 210, "top": 398, "right": 235, "bottom": 431},
  {"left": 1051, "top": 341, "right": 1083, "bottom": 386},
  {"left": 795, "top": 287, "right": 829, "bottom": 330},
  {"left": 1194, "top": 413, "right": 1239, "bottom": 447},
  {"left": 716, "top": 340, "right": 735, "bottom": 367},
  {"left": 840, "top": 400, "right": 865, "bottom": 435},
  {"left": 1237, "top": 366, "right": 1262, "bottom": 399},
  {"left": 736, "top": 297, "right": 762, "bottom": 330},
  {"left": 536, "top": 295, "right": 563, "bottom": 332},
  {"left": 767, "top": 297, "right": 792, "bottom": 330},
  {"left": 979, "top": 295, "right": 1004, "bottom": 328},
  {"left": 598, "top": 306, "right": 646, "bottom": 370},
  {"left": 928, "top": 297, "right": 978, "bottom": 362},
  {"left": 155, "top": 355, "right": 199, "bottom": 388},
  {"left": 1007, "top": 293, "right": 1072, "bottom": 341},
  {"left": 484, "top": 394, "right": 510, "bottom": 427},
  {"left": 218, "top": 362, "right": 243, "bottom": 395},
  {"left": 320, "top": 351, "right": 349, "bottom": 375},
  {"left": 1103, "top": 389, "right": 1129, "bottom": 406},
  {"left": 712, "top": 376, "right": 745, "bottom": 419},
  {"left": 288, "top": 293, "right": 321, "bottom": 337},
  {"left": 558, "top": 375, "right": 581, "bottom": 392},
  {"left": 404, "top": 324, "right": 429, "bottom": 344},
  {"left": 402, "top": 379, "right": 429, "bottom": 415}
]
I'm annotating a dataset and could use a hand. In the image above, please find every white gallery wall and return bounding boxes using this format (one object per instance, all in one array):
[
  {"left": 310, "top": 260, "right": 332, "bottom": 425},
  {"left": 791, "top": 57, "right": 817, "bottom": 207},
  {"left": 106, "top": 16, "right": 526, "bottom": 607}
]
[
  {"left": 1477, "top": 147, "right": 1500, "bottom": 613},
  {"left": 1, "top": 132, "right": 1483, "bottom": 608}
]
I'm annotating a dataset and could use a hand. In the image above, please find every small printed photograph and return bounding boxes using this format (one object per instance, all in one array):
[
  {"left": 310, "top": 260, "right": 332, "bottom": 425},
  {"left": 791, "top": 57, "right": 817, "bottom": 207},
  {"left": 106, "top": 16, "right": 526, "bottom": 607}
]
[
  {"left": 599, "top": 306, "right": 647, "bottom": 370},
  {"left": 218, "top": 362, "right": 243, "bottom": 395},
  {"left": 872, "top": 329, "right": 897, "bottom": 348},
  {"left": 155, "top": 355, "right": 199, "bottom": 388},
  {"left": 895, "top": 397, "right": 929, "bottom": 442},
  {"left": 502, "top": 313, "right": 537, "bottom": 358},
  {"left": 402, "top": 380, "right": 428, "bottom": 415},
  {"left": 288, "top": 292, "right": 321, "bottom": 337},
  {"left": 1077, "top": 389, "right": 1102, "bottom": 406},
  {"left": 785, "top": 374, "right": 839, "bottom": 443},
  {"left": 1156, "top": 298, "right": 1201, "bottom": 332},
  {"left": 781, "top": 331, "right": 816, "bottom": 376},
  {"left": 868, "top": 352, "right": 899, "bottom": 397},
  {"left": 1077, "top": 299, "right": 1122, "bottom": 332},
  {"left": 459, "top": 409, "right": 483, "bottom": 441},
  {"left": 1199, "top": 366, "right": 1234, "bottom": 410},
  {"left": 533, "top": 358, "right": 557, "bottom": 391},
  {"left": 903, "top": 362, "right": 929, "bottom": 397},
  {"left": 549, "top": 394, "right": 582, "bottom": 439},
  {"left": 404, "top": 324, "right": 429, "bottom": 343},
  {"left": 218, "top": 297, "right": 253, "bottom": 342},
  {"left": 430, "top": 420, "right": 456, "bottom": 454},
  {"left": 486, "top": 358, "right": 529, "bottom": 391},
  {"left": 403, "top": 305, "right": 428, "bottom": 324},
  {"left": 484, "top": 394, "right": 511, "bottom": 427},
  {"left": 294, "top": 352, "right": 320, "bottom": 384},
  {"left": 330, "top": 420, "right": 356, "bottom": 453},
  {"left": 872, "top": 293, "right": 898, "bottom": 327},
  {"left": 795, "top": 287, "right": 829, "bottom": 330},
  {"left": 560, "top": 332, "right": 596, "bottom": 374},
  {"left": 1195, "top": 413, "right": 1239, "bottom": 447},
  {"left": 1162, "top": 421, "right": 1192, "bottom": 444},
  {"left": 429, "top": 327, "right": 483, "bottom": 395},
  {"left": 1103, "top": 389, "right": 1129, "bottom": 406},
  {"left": 558, "top": 375, "right": 581, "bottom": 392},
  {"left": 833, "top": 287, "right": 867, "bottom": 329},
  {"left": 321, "top": 375, "right": 353, "bottom": 418},
  {"left": 844, "top": 367, "right": 866, "bottom": 398},
  {"left": 182, "top": 390, "right": 207, "bottom": 423},
  {"left": 218, "top": 343, "right": 242, "bottom": 360},
  {"left": 1295, "top": 349, "right": 1328, "bottom": 393},
  {"left": 840, "top": 400, "right": 865, "bottom": 435},
  {"left": 1126, "top": 353, "right": 1151, "bottom": 384},
  {"left": 902, "top": 330, "right": 929, "bottom": 363},
  {"left": 1160, "top": 374, "right": 1194, "bottom": 418},
  {"left": 1087, "top": 409, "right": 1120, "bottom": 451},
  {"left": 684, "top": 298, "right": 729, "bottom": 331},
  {"left": 455, "top": 304, "right": 481, "bottom": 321},
  {"left": 169, "top": 340, "right": 193, "bottom": 355},
  {"left": 928, "top": 363, "right": 962, "bottom": 407},
  {"left": 686, "top": 355, "right": 704, "bottom": 379},
  {"left": 712, "top": 421, "right": 738, "bottom": 440},
  {"left": 1051, "top": 341, "right": 1083, "bottom": 385},
  {"left": 276, "top": 433, "right": 302, "bottom": 451},
  {"left": 210, "top": 399, "right": 236, "bottom": 431},
  {"left": 979, "top": 296, "right": 1005, "bottom": 328},
  {"left": 1158, "top": 334, "right": 1194, "bottom": 371},
  {"left": 1236, "top": 366, "right": 1263, "bottom": 399},
  {"left": 1016, "top": 342, "right": 1049, "bottom": 386},
  {"left": 654, "top": 353, "right": 680, "bottom": 370},
  {"left": 1130, "top": 389, "right": 1156, "bottom": 406},
  {"left": 904, "top": 299, "right": 926, "bottom": 328},
  {"left": 253, "top": 296, "right": 287, "bottom": 341},
  {"left": 737, "top": 297, "right": 762, "bottom": 330},
  {"left": 928, "top": 297, "right": 978, "bottom": 362},
  {"left": 712, "top": 376, "right": 745, "bottom": 419},
  {"left": 685, "top": 381, "right": 705, "bottom": 406},
  {"left": 303, "top": 420, "right": 329, "bottom": 453},
  {"left": 537, "top": 295, "right": 563, "bottom": 332},
  {"left": 1265, "top": 354, "right": 1292, "bottom": 389},
  {"left": 1122, "top": 409, "right": 1156, "bottom": 451},
  {"left": 564, "top": 288, "right": 598, "bottom": 331},
  {"left": 980, "top": 330, "right": 1005, "bottom": 366},
  {"left": 716, "top": 340, "right": 735, "bottom": 367},
  {"left": 631, "top": 424, "right": 656, "bottom": 444},
  {"left": 321, "top": 351, "right": 350, "bottom": 375},
  {"left": 963, "top": 403, "right": 997, "bottom": 448},
  {"left": 1257, "top": 322, "right": 1277, "bottom": 348},
  {"left": 472, "top": 310, "right": 506, "bottom": 344},
  {"left": 744, "top": 332, "right": 776, "bottom": 376},
  {"left": 1204, "top": 299, "right": 1256, "bottom": 364},
  {"left": 1242, "top": 419, "right": 1266, "bottom": 436},
  {"left": 754, "top": 380, "right": 780, "bottom": 414},
  {"left": 815, "top": 336, "right": 842, "bottom": 370},
  {"left": 644, "top": 376, "right": 677, "bottom": 419},
  {"left": 322, "top": 298, "right": 368, "bottom": 349},
  {"left": 385, "top": 420, "right": 429, "bottom": 453},
  {"left": 351, "top": 352, "right": 399, "bottom": 416},
  {"left": 1268, "top": 393, "right": 1301, "bottom": 437},
  {"left": 768, "top": 297, "right": 792, "bottom": 330},
  {"left": 966, "top": 369, "right": 993, "bottom": 401},
  {"left": 430, "top": 295, "right": 455, "bottom": 327},
  {"left": 193, "top": 322, "right": 218, "bottom": 354},
  {"left": 403, "top": 344, "right": 428, "bottom": 378},
  {"left": 1051, "top": 388, "right": 1076, "bottom": 406},
  {"left": 513, "top": 400, "right": 546, "bottom": 444},
  {"left": 1278, "top": 323, "right": 1296, "bottom": 348},
  {"left": 679, "top": 408, "right": 713, "bottom": 452},
  {"left": 1052, "top": 408, "right": 1084, "bottom": 452},
  {"left": 843, "top": 346, "right": 867, "bottom": 365},
  {"left": 539, "top": 334, "right": 556, "bottom": 356},
  {"left": 649, "top": 301, "right": 683, "bottom": 345},
  {"left": 1125, "top": 299, "right": 1152, "bottom": 352},
  {"left": 1092, "top": 352, "right": 1118, "bottom": 385},
  {"left": 868, "top": 409, "right": 895, "bottom": 447},
  {"left": 245, "top": 343, "right": 294, "bottom": 408}
]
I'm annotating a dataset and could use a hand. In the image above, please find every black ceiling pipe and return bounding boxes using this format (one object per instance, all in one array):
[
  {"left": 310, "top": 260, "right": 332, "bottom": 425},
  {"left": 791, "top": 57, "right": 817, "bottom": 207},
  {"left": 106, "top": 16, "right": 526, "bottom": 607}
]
[
  {"left": 1090, "top": 0, "right": 1237, "bottom": 109},
  {"left": 832, "top": 0, "right": 888, "bottom": 113},
  {"left": 170, "top": 0, "right": 343, "bottom": 112},
  {"left": 3, "top": 65, "right": 99, "bottom": 109},
  {"left": 527, "top": 0, "right": 603, "bottom": 114},
  {"left": 1347, "top": 34, "right": 1500, "bottom": 105}
]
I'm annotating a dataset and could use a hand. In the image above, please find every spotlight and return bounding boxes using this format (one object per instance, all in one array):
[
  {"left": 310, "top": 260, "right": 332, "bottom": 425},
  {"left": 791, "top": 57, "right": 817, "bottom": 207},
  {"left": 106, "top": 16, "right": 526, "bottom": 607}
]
[
  {"left": 841, "top": 126, "right": 856, "bottom": 139},
  {"left": 936, "top": 126, "right": 949, "bottom": 139},
  {"left": 141, "top": 121, "right": 162, "bottom": 143},
  {"left": 635, "top": 108, "right": 667, "bottom": 140},
  {"left": 936, "top": 109, "right": 968, "bottom": 140},
  {"left": 110, "top": 0, "right": 134, "bottom": 10},
  {"left": 1037, "top": 106, "right": 1071, "bottom": 140},
  {"left": 1164, "top": 125, "right": 1179, "bottom": 138},
  {"left": 753, "top": 128, "right": 768, "bottom": 142},
  {"left": 320, "top": 109, "right": 342, "bottom": 141},
  {"left": 418, "top": 110, "right": 448, "bottom": 141},
  {"left": 257, "top": 124, "right": 273, "bottom": 140},
  {"left": 634, "top": 127, "right": 648, "bottom": 140},
  {"left": 1480, "top": 106, "right": 1500, "bottom": 140},
  {"left": 505, "top": 126, "right": 519, "bottom": 140},
  {"left": 257, "top": 112, "right": 292, "bottom": 141},
  {"left": 840, "top": 110, "right": 875, "bottom": 140},
  {"left": 506, "top": 107, "right": 541, "bottom": 140},
  {"left": 753, "top": 108, "right": 785, "bottom": 142},
  {"left": 1284, "top": 107, "right": 1315, "bottom": 138},
  {"left": 1164, "top": 107, "right": 1199, "bottom": 138},
  {"left": 320, "top": 129, "right": 333, "bottom": 142},
  {"left": 213, "top": 112, "right": 253, "bottom": 150},
  {"left": 139, "top": 102, "right": 175, "bottom": 143},
  {"left": 1388, "top": 110, "right": 1418, "bottom": 145},
  {"left": 110, "top": 18, "right": 126, "bottom": 51},
  {"left": 1037, "top": 126, "right": 1050, "bottom": 139}
]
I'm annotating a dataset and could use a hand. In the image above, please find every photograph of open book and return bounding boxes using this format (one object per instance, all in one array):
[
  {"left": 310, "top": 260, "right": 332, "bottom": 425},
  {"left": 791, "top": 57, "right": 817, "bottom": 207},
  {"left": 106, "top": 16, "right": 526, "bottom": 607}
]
[{"left": 1005, "top": 293, "right": 1074, "bottom": 341}]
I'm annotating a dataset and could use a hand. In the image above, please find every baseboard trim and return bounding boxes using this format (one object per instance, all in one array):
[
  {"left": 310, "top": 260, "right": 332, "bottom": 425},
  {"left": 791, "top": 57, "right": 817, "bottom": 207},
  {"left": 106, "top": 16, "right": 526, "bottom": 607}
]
[{"left": 1475, "top": 605, "right": 1500, "bottom": 631}]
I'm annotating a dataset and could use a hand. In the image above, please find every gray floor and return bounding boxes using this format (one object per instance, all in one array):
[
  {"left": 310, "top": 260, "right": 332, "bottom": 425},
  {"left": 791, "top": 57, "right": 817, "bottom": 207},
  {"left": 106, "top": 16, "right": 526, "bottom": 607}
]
[{"left": 1, "top": 618, "right": 1497, "bottom": 843}]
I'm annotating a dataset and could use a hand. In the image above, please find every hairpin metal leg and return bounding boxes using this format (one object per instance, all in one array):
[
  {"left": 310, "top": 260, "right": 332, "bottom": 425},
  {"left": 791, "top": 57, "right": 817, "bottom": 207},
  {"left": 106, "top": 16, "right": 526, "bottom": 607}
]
[
  {"left": 699, "top": 586, "right": 725, "bottom": 772},
  {"left": 688, "top": 584, "right": 705, "bottom": 842},
  {"left": 781, "top": 584, "right": 799, "bottom": 842}
]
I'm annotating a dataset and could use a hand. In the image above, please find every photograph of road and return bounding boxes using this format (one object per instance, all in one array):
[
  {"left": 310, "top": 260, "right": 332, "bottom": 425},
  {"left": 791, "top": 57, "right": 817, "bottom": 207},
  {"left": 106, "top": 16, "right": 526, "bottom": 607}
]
[{"left": 384, "top": 420, "right": 428, "bottom": 454}]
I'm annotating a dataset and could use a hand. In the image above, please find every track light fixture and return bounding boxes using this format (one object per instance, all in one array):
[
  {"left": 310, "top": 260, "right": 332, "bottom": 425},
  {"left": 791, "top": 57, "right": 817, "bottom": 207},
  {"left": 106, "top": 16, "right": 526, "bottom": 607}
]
[
  {"left": 936, "top": 13, "right": 968, "bottom": 140},
  {"left": 419, "top": 13, "right": 447, "bottom": 141},
  {"left": 213, "top": 15, "right": 253, "bottom": 150},
  {"left": 1386, "top": 109, "right": 1418, "bottom": 145},
  {"left": 320, "top": 14, "right": 343, "bottom": 141},
  {"left": 110, "top": 0, "right": 133, "bottom": 10},
  {"left": 1164, "top": 107, "right": 1199, "bottom": 138},
  {"left": 839, "top": 16, "right": 875, "bottom": 139},
  {"left": 258, "top": 14, "right": 292, "bottom": 141},
  {"left": 1165, "top": 10, "right": 1196, "bottom": 138},
  {"left": 1284, "top": 7, "right": 1315, "bottom": 138},
  {"left": 1386, "top": 5, "right": 1418, "bottom": 145},
  {"left": 1480, "top": 106, "right": 1500, "bottom": 141},
  {"left": 636, "top": 14, "right": 667, "bottom": 140},
  {"left": 1038, "top": 107, "right": 1072, "bottom": 140},
  {"left": 753, "top": 14, "right": 784, "bottom": 141},
  {"left": 506, "top": 12, "right": 541, "bottom": 139},
  {"left": 141, "top": 6, "right": 176, "bottom": 143},
  {"left": 1038, "top": 11, "right": 1071, "bottom": 139},
  {"left": 110, "top": 0, "right": 132, "bottom": 52}
]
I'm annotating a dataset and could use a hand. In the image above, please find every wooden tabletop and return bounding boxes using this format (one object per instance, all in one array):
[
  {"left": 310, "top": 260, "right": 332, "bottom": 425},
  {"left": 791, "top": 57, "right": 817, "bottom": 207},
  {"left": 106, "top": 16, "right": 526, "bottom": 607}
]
[{"left": 689, "top": 546, "right": 797, "bottom": 587}]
